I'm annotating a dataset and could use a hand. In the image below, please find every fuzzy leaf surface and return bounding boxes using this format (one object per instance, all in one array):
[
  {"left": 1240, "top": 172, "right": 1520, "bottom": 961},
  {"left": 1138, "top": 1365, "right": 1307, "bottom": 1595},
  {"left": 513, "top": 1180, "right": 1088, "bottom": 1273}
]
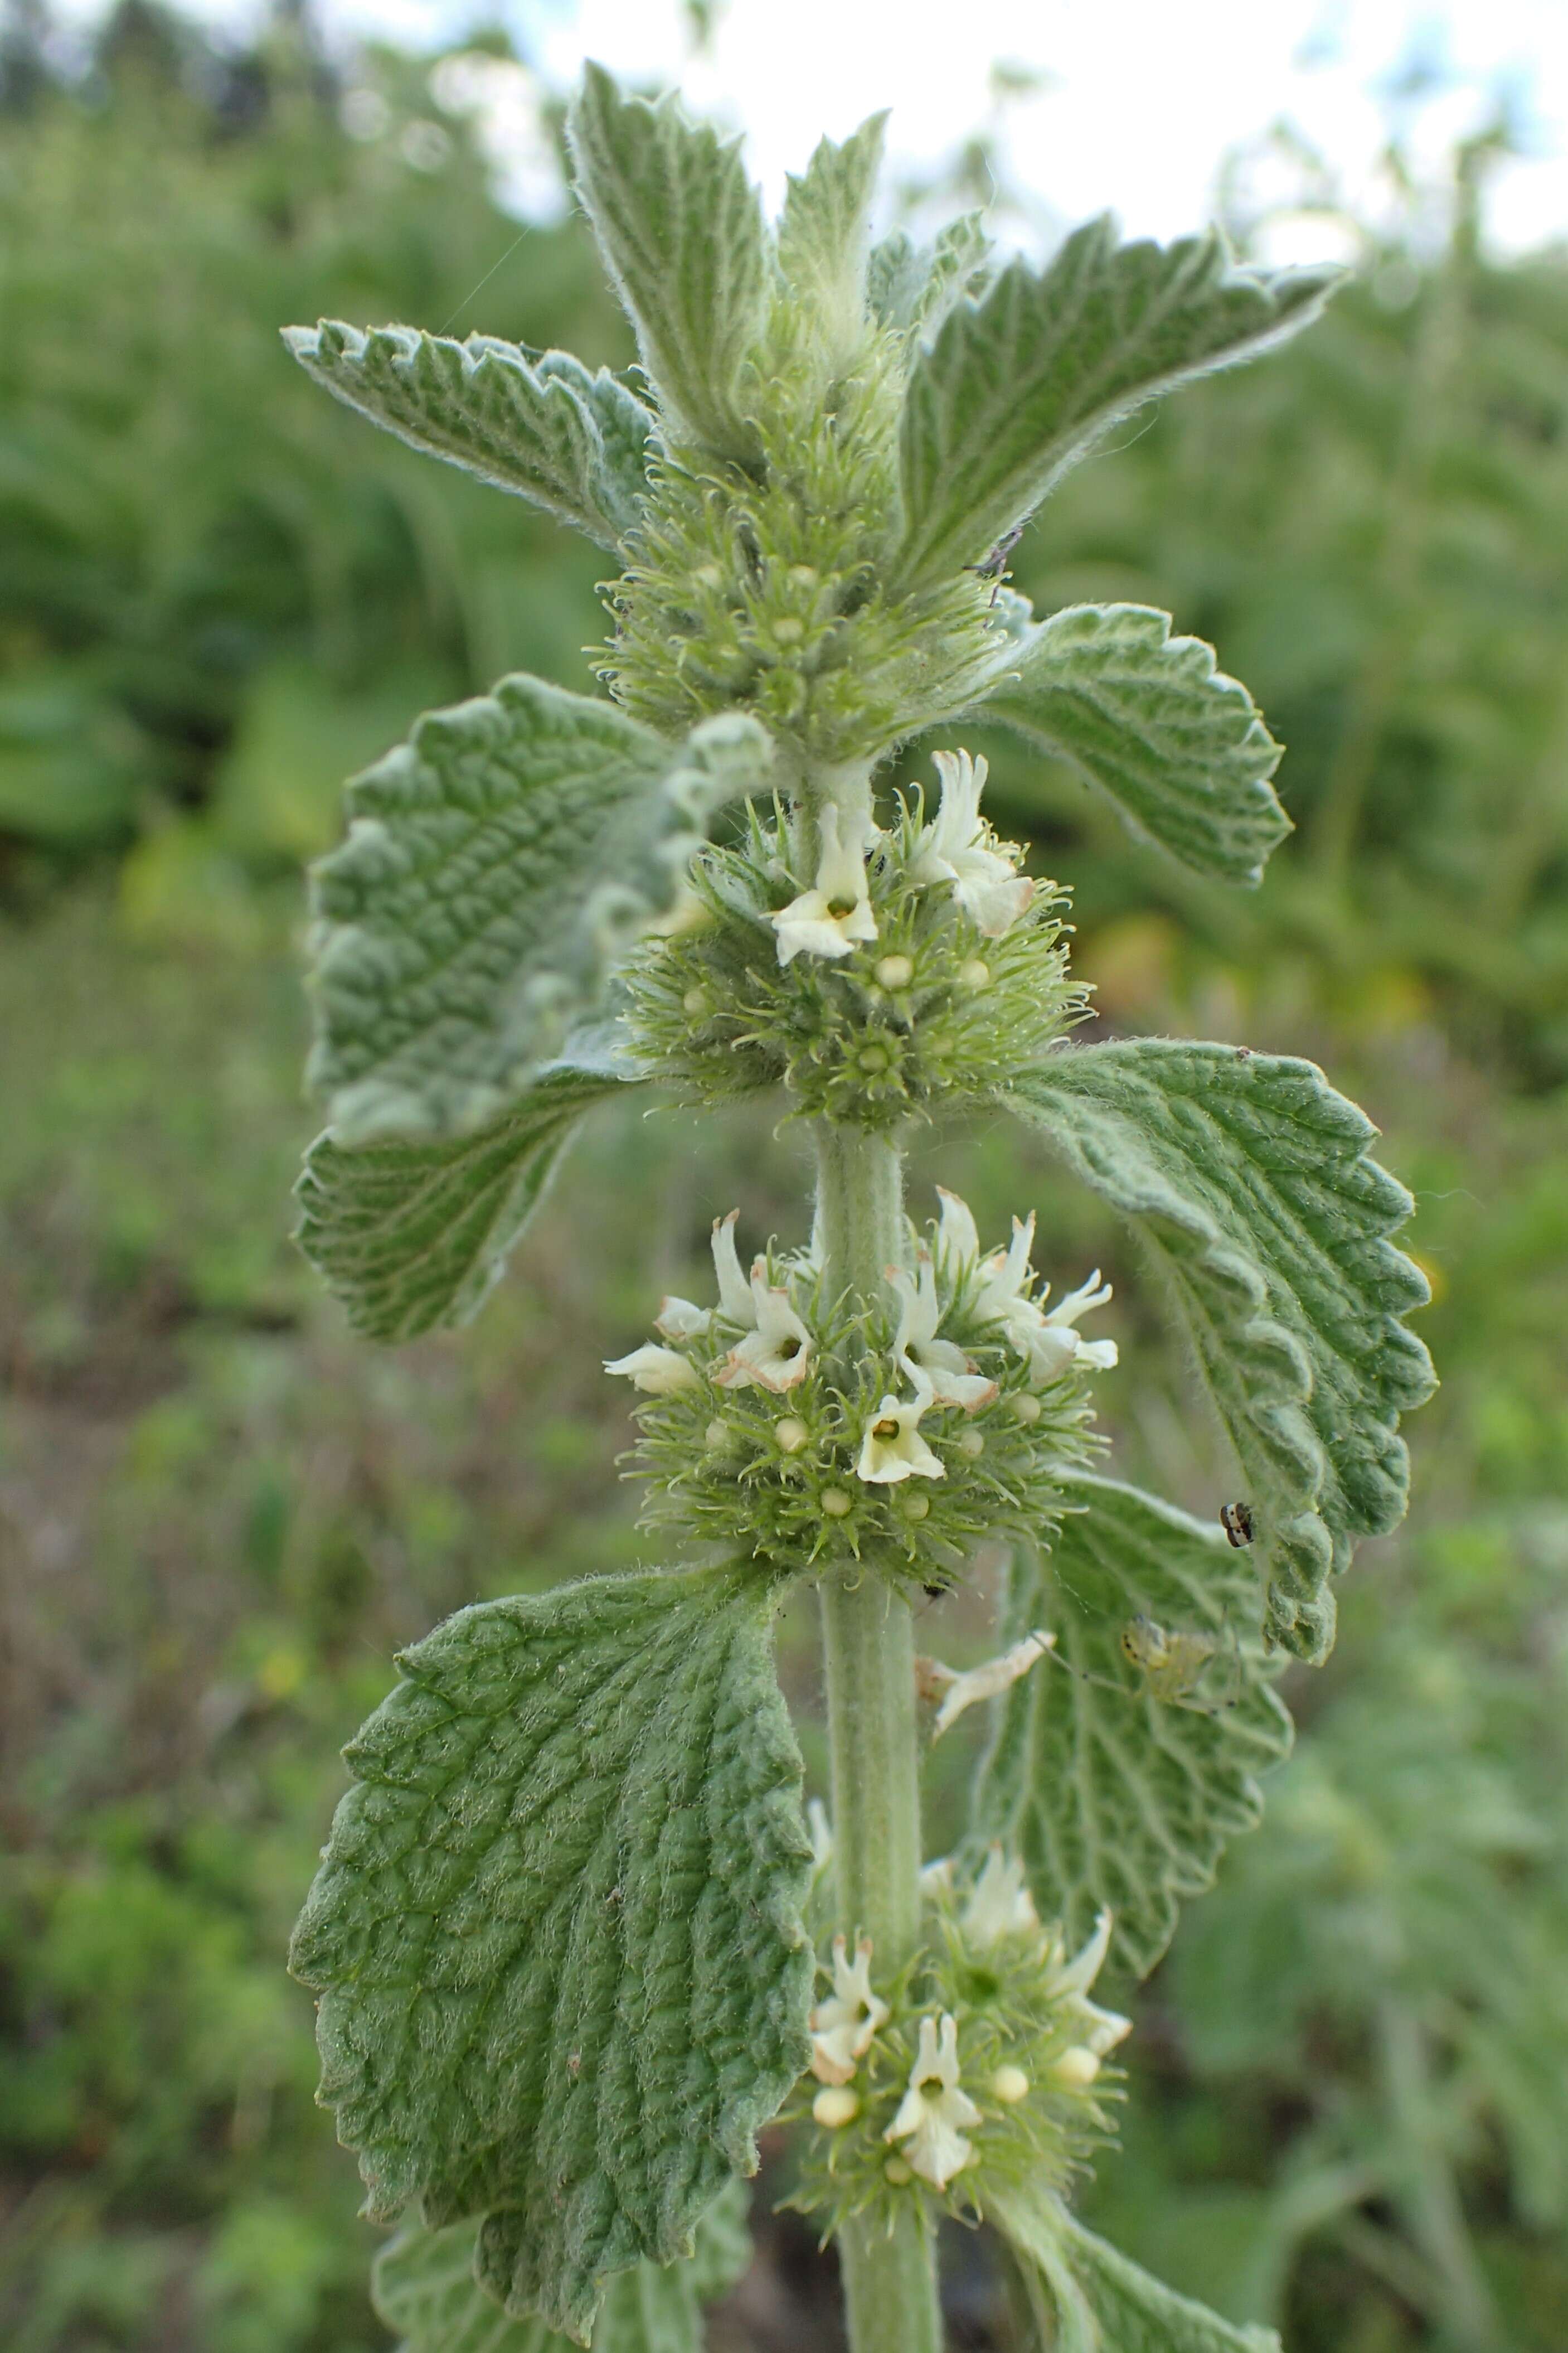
[
  {"left": 994, "top": 2187, "right": 1279, "bottom": 2353},
  {"left": 567, "top": 65, "right": 768, "bottom": 459},
  {"left": 776, "top": 114, "right": 886, "bottom": 375},
  {"left": 372, "top": 2178, "right": 750, "bottom": 2353},
  {"left": 305, "top": 681, "right": 769, "bottom": 1141},
  {"left": 1005, "top": 1044, "right": 1433, "bottom": 1659},
  {"left": 867, "top": 215, "right": 990, "bottom": 340},
  {"left": 892, "top": 220, "right": 1338, "bottom": 585},
  {"left": 295, "top": 1028, "right": 644, "bottom": 1342},
  {"left": 972, "top": 1474, "right": 1291, "bottom": 1978},
  {"left": 281, "top": 322, "right": 654, "bottom": 548},
  {"left": 289, "top": 1564, "right": 810, "bottom": 2346},
  {"left": 971, "top": 603, "right": 1289, "bottom": 884}
]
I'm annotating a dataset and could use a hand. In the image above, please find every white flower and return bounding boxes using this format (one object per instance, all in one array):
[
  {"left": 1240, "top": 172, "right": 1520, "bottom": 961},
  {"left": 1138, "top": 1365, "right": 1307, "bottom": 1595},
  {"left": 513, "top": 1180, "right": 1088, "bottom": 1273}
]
[
  {"left": 716, "top": 1269, "right": 813, "bottom": 1392},
  {"left": 909, "top": 750, "right": 1033, "bottom": 937},
  {"left": 963, "top": 1846, "right": 1042, "bottom": 1945},
  {"left": 1042, "top": 1909, "right": 1133, "bottom": 2055},
  {"left": 933, "top": 1186, "right": 982, "bottom": 1277},
  {"left": 889, "top": 1250, "right": 997, "bottom": 1412},
  {"left": 710, "top": 1211, "right": 755, "bottom": 1323},
  {"left": 807, "top": 1798, "right": 834, "bottom": 1882},
  {"left": 655, "top": 1295, "right": 710, "bottom": 1340},
  {"left": 885, "top": 2013, "right": 982, "bottom": 2189},
  {"left": 925, "top": 1634, "right": 1054, "bottom": 1740},
  {"left": 603, "top": 1343, "right": 700, "bottom": 1396},
  {"left": 770, "top": 803, "right": 878, "bottom": 965},
  {"left": 1042, "top": 1269, "right": 1118, "bottom": 1371},
  {"left": 969, "top": 1220, "right": 1116, "bottom": 1386},
  {"left": 857, "top": 1384, "right": 946, "bottom": 1484},
  {"left": 809, "top": 1935, "right": 891, "bottom": 2084},
  {"left": 969, "top": 1213, "right": 1074, "bottom": 1377}
]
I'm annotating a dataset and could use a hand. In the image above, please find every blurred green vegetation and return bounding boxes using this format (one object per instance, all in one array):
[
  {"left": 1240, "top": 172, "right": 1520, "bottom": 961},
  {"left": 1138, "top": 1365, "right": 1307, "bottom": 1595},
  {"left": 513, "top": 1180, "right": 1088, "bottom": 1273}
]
[{"left": 1, "top": 9, "right": 1565, "bottom": 2350}]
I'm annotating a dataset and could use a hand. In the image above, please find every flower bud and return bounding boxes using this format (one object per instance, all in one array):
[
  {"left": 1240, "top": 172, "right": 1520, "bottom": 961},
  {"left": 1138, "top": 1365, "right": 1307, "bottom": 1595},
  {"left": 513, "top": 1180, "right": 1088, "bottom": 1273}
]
[
  {"left": 822, "top": 1488, "right": 853, "bottom": 1518},
  {"left": 992, "top": 2065, "right": 1030, "bottom": 2104},
  {"left": 874, "top": 953, "right": 914, "bottom": 990},
  {"left": 775, "top": 1416, "right": 809, "bottom": 1455},
  {"left": 1052, "top": 2046, "right": 1101, "bottom": 2087},
  {"left": 812, "top": 2086, "right": 860, "bottom": 2128}
]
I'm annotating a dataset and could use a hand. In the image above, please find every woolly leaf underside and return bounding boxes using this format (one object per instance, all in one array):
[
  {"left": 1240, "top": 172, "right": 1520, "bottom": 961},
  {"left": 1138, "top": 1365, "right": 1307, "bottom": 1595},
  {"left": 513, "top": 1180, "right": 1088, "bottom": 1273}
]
[
  {"left": 295, "top": 1029, "right": 644, "bottom": 1342},
  {"left": 372, "top": 2176, "right": 751, "bottom": 2353},
  {"left": 1004, "top": 1041, "right": 1433, "bottom": 1660},
  {"left": 894, "top": 219, "right": 1338, "bottom": 586},
  {"left": 970, "top": 601, "right": 1289, "bottom": 885},
  {"left": 304, "top": 675, "right": 768, "bottom": 1141},
  {"left": 971, "top": 1473, "right": 1292, "bottom": 1979},
  {"left": 282, "top": 321, "right": 655, "bottom": 548},
  {"left": 290, "top": 1563, "right": 812, "bottom": 2345},
  {"left": 993, "top": 2185, "right": 1280, "bottom": 2352}
]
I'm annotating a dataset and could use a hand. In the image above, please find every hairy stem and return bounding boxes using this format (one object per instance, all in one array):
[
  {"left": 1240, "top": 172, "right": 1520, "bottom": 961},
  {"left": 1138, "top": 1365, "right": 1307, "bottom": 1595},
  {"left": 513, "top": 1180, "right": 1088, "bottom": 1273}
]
[{"left": 813, "top": 1119, "right": 944, "bottom": 2353}]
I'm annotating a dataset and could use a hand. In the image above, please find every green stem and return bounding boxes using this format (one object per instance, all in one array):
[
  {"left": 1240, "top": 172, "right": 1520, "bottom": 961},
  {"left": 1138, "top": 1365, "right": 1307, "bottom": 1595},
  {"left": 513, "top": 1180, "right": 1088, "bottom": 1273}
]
[{"left": 812, "top": 1120, "right": 944, "bottom": 2353}]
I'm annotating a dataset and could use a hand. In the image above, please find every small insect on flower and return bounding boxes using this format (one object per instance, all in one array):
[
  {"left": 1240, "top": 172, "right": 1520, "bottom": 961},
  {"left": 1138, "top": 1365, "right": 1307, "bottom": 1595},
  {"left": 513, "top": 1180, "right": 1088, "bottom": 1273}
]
[{"left": 1219, "top": 1499, "right": 1254, "bottom": 1547}]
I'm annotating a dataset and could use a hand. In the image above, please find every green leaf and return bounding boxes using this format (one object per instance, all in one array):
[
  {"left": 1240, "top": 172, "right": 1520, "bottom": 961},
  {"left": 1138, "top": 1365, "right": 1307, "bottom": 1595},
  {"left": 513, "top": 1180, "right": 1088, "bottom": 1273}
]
[
  {"left": 993, "top": 2186, "right": 1280, "bottom": 2353},
  {"left": 776, "top": 113, "right": 887, "bottom": 376},
  {"left": 372, "top": 2179, "right": 750, "bottom": 2353},
  {"left": 295, "top": 1028, "right": 644, "bottom": 1342},
  {"left": 305, "top": 682, "right": 770, "bottom": 1142},
  {"left": 281, "top": 322, "right": 655, "bottom": 549},
  {"left": 866, "top": 215, "right": 991, "bottom": 340},
  {"left": 969, "top": 603, "right": 1289, "bottom": 885},
  {"left": 567, "top": 65, "right": 769, "bottom": 460},
  {"left": 891, "top": 220, "right": 1339, "bottom": 587},
  {"left": 971, "top": 1474, "right": 1292, "bottom": 1978},
  {"left": 1004, "top": 1043, "right": 1434, "bottom": 1660},
  {"left": 289, "top": 1564, "right": 812, "bottom": 2347}
]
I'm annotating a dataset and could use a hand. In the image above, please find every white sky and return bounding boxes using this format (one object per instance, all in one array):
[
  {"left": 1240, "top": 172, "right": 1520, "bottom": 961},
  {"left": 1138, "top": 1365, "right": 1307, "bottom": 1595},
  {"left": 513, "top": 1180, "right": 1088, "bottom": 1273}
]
[{"left": 69, "top": 0, "right": 1568, "bottom": 253}]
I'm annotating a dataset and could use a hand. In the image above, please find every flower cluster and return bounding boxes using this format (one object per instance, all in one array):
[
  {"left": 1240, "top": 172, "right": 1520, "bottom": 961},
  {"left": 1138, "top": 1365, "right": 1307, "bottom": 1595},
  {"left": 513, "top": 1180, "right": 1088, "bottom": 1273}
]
[
  {"left": 604, "top": 1187, "right": 1118, "bottom": 1586},
  {"left": 791, "top": 1846, "right": 1129, "bottom": 2235},
  {"left": 622, "top": 752, "right": 1086, "bottom": 1129}
]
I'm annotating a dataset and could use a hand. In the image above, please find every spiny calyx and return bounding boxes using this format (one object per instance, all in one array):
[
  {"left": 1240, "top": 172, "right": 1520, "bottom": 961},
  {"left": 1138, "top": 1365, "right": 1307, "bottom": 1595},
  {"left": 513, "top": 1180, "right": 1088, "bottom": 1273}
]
[
  {"left": 792, "top": 1846, "right": 1129, "bottom": 2231},
  {"left": 604, "top": 1185, "right": 1116, "bottom": 1587},
  {"left": 625, "top": 749, "right": 1085, "bottom": 1127}
]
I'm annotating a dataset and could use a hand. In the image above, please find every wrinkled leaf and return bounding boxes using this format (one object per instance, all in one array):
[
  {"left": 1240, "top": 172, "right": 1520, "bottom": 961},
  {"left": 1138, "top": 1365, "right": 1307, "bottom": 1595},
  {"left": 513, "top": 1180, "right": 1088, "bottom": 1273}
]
[
  {"left": 305, "top": 680, "right": 769, "bottom": 1141},
  {"left": 290, "top": 1563, "right": 812, "bottom": 2346},
  {"left": 776, "top": 114, "right": 887, "bottom": 376},
  {"left": 993, "top": 2186, "right": 1280, "bottom": 2353},
  {"left": 281, "top": 322, "right": 654, "bottom": 548},
  {"left": 970, "top": 603, "right": 1289, "bottom": 884},
  {"left": 892, "top": 220, "right": 1339, "bottom": 585},
  {"left": 568, "top": 65, "right": 768, "bottom": 459},
  {"left": 295, "top": 1027, "right": 644, "bottom": 1342},
  {"left": 972, "top": 1474, "right": 1292, "bottom": 1978},
  {"left": 1004, "top": 1043, "right": 1434, "bottom": 1659},
  {"left": 373, "top": 2178, "right": 750, "bottom": 2352}
]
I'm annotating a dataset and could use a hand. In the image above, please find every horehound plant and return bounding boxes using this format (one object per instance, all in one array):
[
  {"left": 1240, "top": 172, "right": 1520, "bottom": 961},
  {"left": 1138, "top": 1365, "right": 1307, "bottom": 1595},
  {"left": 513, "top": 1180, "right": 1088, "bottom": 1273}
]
[{"left": 284, "top": 71, "right": 1435, "bottom": 2353}]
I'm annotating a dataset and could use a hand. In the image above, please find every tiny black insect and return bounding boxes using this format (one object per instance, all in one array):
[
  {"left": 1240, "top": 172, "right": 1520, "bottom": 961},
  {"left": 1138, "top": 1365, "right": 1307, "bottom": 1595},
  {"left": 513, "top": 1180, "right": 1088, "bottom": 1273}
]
[
  {"left": 965, "top": 524, "right": 1025, "bottom": 606},
  {"left": 1219, "top": 1500, "right": 1254, "bottom": 1548}
]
